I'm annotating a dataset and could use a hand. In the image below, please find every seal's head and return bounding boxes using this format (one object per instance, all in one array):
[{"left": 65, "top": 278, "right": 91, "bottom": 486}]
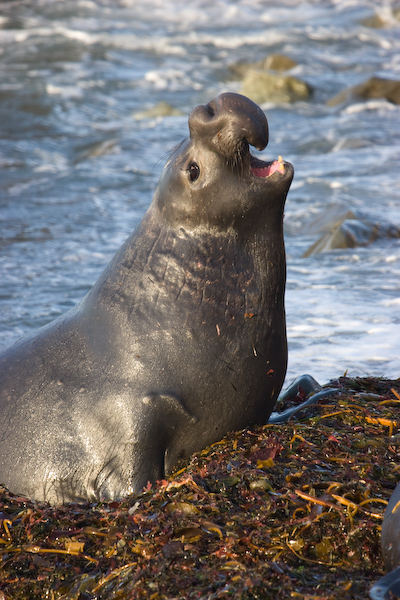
[{"left": 156, "top": 92, "right": 294, "bottom": 231}]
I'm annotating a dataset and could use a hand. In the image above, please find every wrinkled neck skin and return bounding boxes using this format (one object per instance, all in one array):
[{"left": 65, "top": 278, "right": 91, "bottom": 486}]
[
  {"left": 94, "top": 200, "right": 286, "bottom": 347},
  {"left": 115, "top": 198, "right": 286, "bottom": 309}
]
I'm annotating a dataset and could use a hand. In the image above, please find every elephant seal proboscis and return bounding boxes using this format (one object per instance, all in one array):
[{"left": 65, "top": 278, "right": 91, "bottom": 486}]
[{"left": 0, "top": 93, "right": 293, "bottom": 504}]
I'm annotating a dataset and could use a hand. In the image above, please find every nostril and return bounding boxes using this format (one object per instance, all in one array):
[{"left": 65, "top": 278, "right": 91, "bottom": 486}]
[{"left": 206, "top": 101, "right": 216, "bottom": 117}]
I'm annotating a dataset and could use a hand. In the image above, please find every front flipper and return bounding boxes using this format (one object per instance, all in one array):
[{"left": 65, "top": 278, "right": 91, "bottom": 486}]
[{"left": 131, "top": 393, "right": 198, "bottom": 492}]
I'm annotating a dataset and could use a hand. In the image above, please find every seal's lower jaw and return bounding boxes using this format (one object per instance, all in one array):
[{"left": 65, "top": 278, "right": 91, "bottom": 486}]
[{"left": 250, "top": 154, "right": 290, "bottom": 179}]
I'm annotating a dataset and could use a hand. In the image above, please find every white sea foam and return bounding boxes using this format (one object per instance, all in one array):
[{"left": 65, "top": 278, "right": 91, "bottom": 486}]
[
  {"left": 344, "top": 100, "right": 398, "bottom": 114},
  {"left": 46, "top": 83, "right": 84, "bottom": 98},
  {"left": 382, "top": 298, "right": 400, "bottom": 307}
]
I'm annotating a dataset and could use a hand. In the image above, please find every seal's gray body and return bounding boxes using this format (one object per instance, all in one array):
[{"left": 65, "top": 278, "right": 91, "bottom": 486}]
[
  {"left": 0, "top": 93, "right": 293, "bottom": 503},
  {"left": 370, "top": 482, "right": 400, "bottom": 599},
  {"left": 382, "top": 481, "right": 400, "bottom": 571}
]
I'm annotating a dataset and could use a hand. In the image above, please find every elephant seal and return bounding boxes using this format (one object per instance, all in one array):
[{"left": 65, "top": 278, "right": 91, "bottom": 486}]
[
  {"left": 382, "top": 482, "right": 400, "bottom": 573},
  {"left": 0, "top": 93, "right": 293, "bottom": 504},
  {"left": 370, "top": 482, "right": 400, "bottom": 599}
]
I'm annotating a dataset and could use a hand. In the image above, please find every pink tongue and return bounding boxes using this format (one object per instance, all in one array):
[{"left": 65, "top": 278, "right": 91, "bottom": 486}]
[{"left": 252, "top": 159, "right": 284, "bottom": 178}]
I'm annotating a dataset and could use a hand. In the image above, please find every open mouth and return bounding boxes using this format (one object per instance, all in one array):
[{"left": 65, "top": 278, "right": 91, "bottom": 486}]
[{"left": 250, "top": 155, "right": 285, "bottom": 178}]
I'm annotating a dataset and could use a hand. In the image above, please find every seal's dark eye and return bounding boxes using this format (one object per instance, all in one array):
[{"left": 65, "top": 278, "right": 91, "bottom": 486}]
[{"left": 188, "top": 162, "right": 200, "bottom": 182}]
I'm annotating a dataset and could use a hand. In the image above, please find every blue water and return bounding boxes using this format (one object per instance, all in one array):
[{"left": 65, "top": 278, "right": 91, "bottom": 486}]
[{"left": 1, "top": 0, "right": 400, "bottom": 385}]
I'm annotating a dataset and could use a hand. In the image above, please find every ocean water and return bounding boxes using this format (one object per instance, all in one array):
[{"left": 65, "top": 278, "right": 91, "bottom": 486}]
[{"left": 0, "top": 0, "right": 399, "bottom": 386}]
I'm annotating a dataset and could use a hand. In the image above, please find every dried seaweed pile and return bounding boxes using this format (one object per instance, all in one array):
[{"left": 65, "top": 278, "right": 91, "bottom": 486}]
[{"left": 0, "top": 376, "right": 399, "bottom": 600}]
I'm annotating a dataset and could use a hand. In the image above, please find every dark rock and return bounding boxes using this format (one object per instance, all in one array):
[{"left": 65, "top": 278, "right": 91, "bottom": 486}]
[
  {"left": 134, "top": 101, "right": 184, "bottom": 119},
  {"left": 230, "top": 53, "right": 298, "bottom": 79},
  {"left": 257, "top": 53, "right": 298, "bottom": 72},
  {"left": 303, "top": 208, "right": 400, "bottom": 257},
  {"left": 361, "top": 14, "right": 386, "bottom": 28},
  {"left": 328, "top": 77, "right": 400, "bottom": 106},
  {"left": 240, "top": 69, "right": 312, "bottom": 104}
]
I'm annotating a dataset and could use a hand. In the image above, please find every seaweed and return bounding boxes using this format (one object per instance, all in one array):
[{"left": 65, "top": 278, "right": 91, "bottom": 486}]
[{"left": 0, "top": 376, "right": 399, "bottom": 599}]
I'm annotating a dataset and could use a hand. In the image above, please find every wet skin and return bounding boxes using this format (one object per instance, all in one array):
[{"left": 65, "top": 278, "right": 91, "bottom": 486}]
[{"left": 0, "top": 93, "right": 293, "bottom": 503}]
